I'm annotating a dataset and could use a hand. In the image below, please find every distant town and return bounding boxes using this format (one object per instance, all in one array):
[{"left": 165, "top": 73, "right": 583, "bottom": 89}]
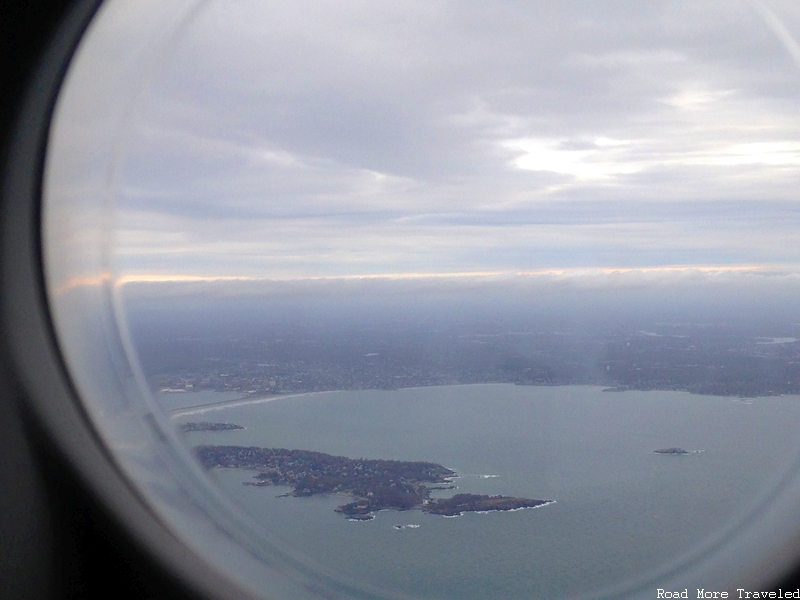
[{"left": 137, "top": 320, "right": 800, "bottom": 399}]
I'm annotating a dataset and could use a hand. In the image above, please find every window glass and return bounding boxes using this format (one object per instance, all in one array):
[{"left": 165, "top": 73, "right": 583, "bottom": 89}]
[{"left": 44, "top": 1, "right": 800, "bottom": 598}]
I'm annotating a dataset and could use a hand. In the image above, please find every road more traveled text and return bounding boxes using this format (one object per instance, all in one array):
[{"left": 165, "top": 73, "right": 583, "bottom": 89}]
[{"left": 657, "top": 590, "right": 800, "bottom": 598}]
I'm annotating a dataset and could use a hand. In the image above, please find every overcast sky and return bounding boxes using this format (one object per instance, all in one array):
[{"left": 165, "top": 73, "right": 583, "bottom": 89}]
[{"left": 51, "top": 0, "right": 800, "bottom": 290}]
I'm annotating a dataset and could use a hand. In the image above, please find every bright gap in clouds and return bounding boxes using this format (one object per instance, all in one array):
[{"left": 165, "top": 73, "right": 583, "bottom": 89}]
[
  {"left": 501, "top": 137, "right": 639, "bottom": 180},
  {"left": 689, "top": 141, "right": 800, "bottom": 166},
  {"left": 503, "top": 137, "right": 800, "bottom": 179}
]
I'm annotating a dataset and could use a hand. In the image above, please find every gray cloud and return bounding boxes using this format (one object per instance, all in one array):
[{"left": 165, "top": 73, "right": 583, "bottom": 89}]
[{"left": 50, "top": 0, "right": 800, "bottom": 282}]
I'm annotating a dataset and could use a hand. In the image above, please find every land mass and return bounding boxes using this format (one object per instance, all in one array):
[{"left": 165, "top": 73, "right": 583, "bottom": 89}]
[
  {"left": 654, "top": 447, "right": 690, "bottom": 455},
  {"left": 195, "top": 445, "right": 552, "bottom": 518},
  {"left": 180, "top": 421, "right": 244, "bottom": 432},
  {"left": 141, "top": 317, "right": 800, "bottom": 400}
]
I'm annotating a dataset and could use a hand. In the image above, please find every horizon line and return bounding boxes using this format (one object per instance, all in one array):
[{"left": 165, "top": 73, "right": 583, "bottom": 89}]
[{"left": 49, "top": 263, "right": 800, "bottom": 294}]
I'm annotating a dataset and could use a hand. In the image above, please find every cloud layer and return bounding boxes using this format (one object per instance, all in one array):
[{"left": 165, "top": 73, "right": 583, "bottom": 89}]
[{"left": 53, "top": 0, "right": 800, "bottom": 282}]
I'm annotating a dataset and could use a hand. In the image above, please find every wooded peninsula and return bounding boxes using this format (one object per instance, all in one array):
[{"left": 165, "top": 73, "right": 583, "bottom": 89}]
[{"left": 195, "top": 445, "right": 553, "bottom": 518}]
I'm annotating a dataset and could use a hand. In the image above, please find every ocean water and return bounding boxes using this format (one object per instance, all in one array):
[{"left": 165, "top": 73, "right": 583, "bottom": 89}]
[{"left": 171, "top": 385, "right": 800, "bottom": 599}]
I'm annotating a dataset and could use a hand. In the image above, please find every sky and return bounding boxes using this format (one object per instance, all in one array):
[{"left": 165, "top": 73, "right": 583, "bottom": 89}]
[{"left": 46, "top": 0, "right": 800, "bottom": 293}]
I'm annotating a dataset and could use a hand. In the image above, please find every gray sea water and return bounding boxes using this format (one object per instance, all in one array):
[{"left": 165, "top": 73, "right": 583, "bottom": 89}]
[{"left": 168, "top": 385, "right": 800, "bottom": 599}]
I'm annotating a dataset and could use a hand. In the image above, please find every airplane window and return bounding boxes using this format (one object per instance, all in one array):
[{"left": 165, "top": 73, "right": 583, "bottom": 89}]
[{"left": 39, "top": 0, "right": 800, "bottom": 598}]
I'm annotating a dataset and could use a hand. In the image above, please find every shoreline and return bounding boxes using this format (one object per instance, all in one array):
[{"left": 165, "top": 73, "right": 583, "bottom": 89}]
[
  {"left": 165, "top": 382, "right": 525, "bottom": 418},
  {"left": 165, "top": 382, "right": 799, "bottom": 419},
  {"left": 168, "top": 390, "right": 333, "bottom": 418}
]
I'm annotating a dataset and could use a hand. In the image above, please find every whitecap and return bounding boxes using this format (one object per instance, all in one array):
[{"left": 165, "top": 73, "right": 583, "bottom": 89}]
[{"left": 348, "top": 515, "right": 375, "bottom": 522}]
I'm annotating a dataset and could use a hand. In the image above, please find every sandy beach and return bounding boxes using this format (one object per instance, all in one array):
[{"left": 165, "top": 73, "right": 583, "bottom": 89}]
[{"left": 167, "top": 390, "right": 330, "bottom": 418}]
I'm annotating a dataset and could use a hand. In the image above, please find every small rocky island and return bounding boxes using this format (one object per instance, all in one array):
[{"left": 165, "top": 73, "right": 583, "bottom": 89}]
[
  {"left": 195, "top": 445, "right": 553, "bottom": 519},
  {"left": 421, "top": 493, "right": 551, "bottom": 517},
  {"left": 654, "top": 447, "right": 690, "bottom": 455},
  {"left": 180, "top": 422, "right": 244, "bottom": 433}
]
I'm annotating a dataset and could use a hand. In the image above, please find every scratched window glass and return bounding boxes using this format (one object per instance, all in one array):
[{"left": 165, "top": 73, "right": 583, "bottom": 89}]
[{"left": 45, "top": 1, "right": 800, "bottom": 598}]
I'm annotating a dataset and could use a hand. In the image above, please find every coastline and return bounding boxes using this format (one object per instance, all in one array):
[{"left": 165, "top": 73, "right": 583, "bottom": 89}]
[
  {"left": 167, "top": 390, "right": 333, "bottom": 418},
  {"left": 166, "top": 381, "right": 800, "bottom": 419},
  {"left": 166, "top": 382, "right": 521, "bottom": 418}
]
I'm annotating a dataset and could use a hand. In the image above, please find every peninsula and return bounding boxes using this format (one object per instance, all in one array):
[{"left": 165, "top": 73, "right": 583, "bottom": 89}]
[{"left": 195, "top": 445, "right": 553, "bottom": 518}]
